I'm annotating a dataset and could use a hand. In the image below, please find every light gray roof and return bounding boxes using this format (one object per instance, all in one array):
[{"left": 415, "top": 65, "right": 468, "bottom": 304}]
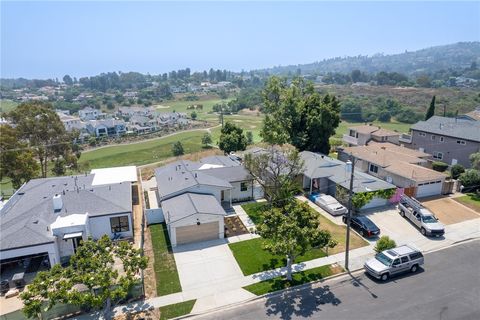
[
  {"left": 411, "top": 116, "right": 480, "bottom": 142},
  {"left": 162, "top": 193, "right": 226, "bottom": 224},
  {"left": 198, "top": 155, "right": 241, "bottom": 167},
  {"left": 194, "top": 166, "right": 252, "bottom": 183},
  {"left": 155, "top": 161, "right": 232, "bottom": 200},
  {"left": 300, "top": 151, "right": 396, "bottom": 193},
  {"left": 0, "top": 175, "right": 132, "bottom": 251}
]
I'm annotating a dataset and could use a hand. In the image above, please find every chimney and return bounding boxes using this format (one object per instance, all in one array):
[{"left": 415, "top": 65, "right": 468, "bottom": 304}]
[{"left": 53, "top": 194, "right": 63, "bottom": 211}]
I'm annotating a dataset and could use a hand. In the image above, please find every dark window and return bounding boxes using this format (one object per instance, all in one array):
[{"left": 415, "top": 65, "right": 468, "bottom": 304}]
[
  {"left": 369, "top": 164, "right": 379, "bottom": 174},
  {"left": 392, "top": 259, "right": 400, "bottom": 266},
  {"left": 240, "top": 182, "right": 248, "bottom": 191},
  {"left": 401, "top": 256, "right": 409, "bottom": 263},
  {"left": 110, "top": 216, "right": 130, "bottom": 233},
  {"left": 409, "top": 252, "right": 423, "bottom": 260}
]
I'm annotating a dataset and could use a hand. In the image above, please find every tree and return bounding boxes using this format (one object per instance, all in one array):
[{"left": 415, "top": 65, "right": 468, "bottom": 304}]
[
  {"left": 190, "top": 111, "right": 197, "bottom": 120},
  {"left": 7, "top": 101, "right": 72, "bottom": 178},
  {"left": 469, "top": 152, "right": 480, "bottom": 170},
  {"left": 459, "top": 169, "right": 480, "bottom": 192},
  {"left": 52, "top": 158, "right": 66, "bottom": 176},
  {"left": 374, "top": 236, "right": 397, "bottom": 253},
  {"left": 244, "top": 144, "right": 304, "bottom": 208},
  {"left": 62, "top": 75, "right": 73, "bottom": 86},
  {"left": 0, "top": 125, "right": 40, "bottom": 189},
  {"left": 20, "top": 236, "right": 147, "bottom": 320},
  {"left": 218, "top": 122, "right": 247, "bottom": 154},
  {"left": 340, "top": 100, "right": 363, "bottom": 122},
  {"left": 377, "top": 110, "right": 391, "bottom": 122},
  {"left": 246, "top": 131, "right": 254, "bottom": 145},
  {"left": 261, "top": 77, "right": 340, "bottom": 154},
  {"left": 201, "top": 132, "right": 212, "bottom": 148},
  {"left": 450, "top": 164, "right": 465, "bottom": 179},
  {"left": 172, "top": 141, "right": 184, "bottom": 156},
  {"left": 425, "top": 96, "right": 436, "bottom": 120},
  {"left": 259, "top": 201, "right": 333, "bottom": 281}
]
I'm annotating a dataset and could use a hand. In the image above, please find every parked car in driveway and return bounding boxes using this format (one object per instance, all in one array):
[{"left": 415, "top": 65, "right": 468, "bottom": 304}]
[
  {"left": 342, "top": 215, "right": 380, "bottom": 238},
  {"left": 309, "top": 193, "right": 347, "bottom": 216},
  {"left": 398, "top": 195, "right": 445, "bottom": 237},
  {"left": 364, "top": 245, "right": 424, "bottom": 281}
]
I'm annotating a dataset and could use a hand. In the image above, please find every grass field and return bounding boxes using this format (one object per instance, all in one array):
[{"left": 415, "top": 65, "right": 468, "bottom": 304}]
[
  {"left": 155, "top": 97, "right": 231, "bottom": 121},
  {"left": 159, "top": 300, "right": 196, "bottom": 320},
  {"left": 149, "top": 223, "right": 182, "bottom": 296},
  {"left": 0, "top": 99, "right": 18, "bottom": 113},
  {"left": 243, "top": 264, "right": 342, "bottom": 296},
  {"left": 229, "top": 201, "right": 368, "bottom": 275},
  {"left": 0, "top": 178, "right": 14, "bottom": 198}
]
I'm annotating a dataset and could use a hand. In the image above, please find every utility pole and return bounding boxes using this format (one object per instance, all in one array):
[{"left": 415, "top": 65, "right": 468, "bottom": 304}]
[{"left": 345, "top": 155, "right": 355, "bottom": 270}]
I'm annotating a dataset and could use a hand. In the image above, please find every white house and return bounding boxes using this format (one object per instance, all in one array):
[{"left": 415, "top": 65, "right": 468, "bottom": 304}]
[
  {"left": 86, "top": 119, "right": 126, "bottom": 137},
  {"left": 78, "top": 106, "right": 101, "bottom": 121}
]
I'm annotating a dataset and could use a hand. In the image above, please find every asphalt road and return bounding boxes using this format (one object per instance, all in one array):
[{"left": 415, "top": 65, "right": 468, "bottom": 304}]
[{"left": 193, "top": 240, "right": 480, "bottom": 320}]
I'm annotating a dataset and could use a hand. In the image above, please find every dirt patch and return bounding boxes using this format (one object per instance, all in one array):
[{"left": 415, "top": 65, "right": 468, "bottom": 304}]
[
  {"left": 114, "top": 308, "right": 160, "bottom": 320},
  {"left": 225, "top": 216, "right": 249, "bottom": 237},
  {"left": 329, "top": 263, "right": 344, "bottom": 274},
  {"left": 423, "top": 197, "right": 480, "bottom": 225}
]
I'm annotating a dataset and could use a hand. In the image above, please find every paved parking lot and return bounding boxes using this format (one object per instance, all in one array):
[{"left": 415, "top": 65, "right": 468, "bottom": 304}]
[{"left": 422, "top": 197, "right": 480, "bottom": 224}]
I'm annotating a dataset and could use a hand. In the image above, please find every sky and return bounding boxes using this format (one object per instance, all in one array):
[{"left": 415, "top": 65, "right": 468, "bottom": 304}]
[{"left": 1, "top": 1, "right": 479, "bottom": 79}]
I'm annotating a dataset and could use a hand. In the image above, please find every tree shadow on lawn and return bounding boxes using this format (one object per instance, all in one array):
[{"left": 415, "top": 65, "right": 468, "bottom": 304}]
[
  {"left": 264, "top": 283, "right": 341, "bottom": 320},
  {"left": 262, "top": 258, "right": 280, "bottom": 272}
]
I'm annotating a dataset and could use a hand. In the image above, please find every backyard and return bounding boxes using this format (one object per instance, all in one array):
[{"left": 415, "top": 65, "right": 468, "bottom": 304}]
[
  {"left": 229, "top": 201, "right": 368, "bottom": 275},
  {"left": 149, "top": 223, "right": 182, "bottom": 296}
]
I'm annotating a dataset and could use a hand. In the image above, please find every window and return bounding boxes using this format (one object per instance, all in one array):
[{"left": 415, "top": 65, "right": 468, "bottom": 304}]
[
  {"left": 431, "top": 135, "right": 436, "bottom": 140},
  {"left": 392, "top": 259, "right": 400, "bottom": 266},
  {"left": 439, "top": 136, "right": 444, "bottom": 142},
  {"left": 419, "top": 132, "right": 426, "bottom": 137},
  {"left": 409, "top": 252, "right": 423, "bottom": 260},
  {"left": 401, "top": 256, "right": 409, "bottom": 263},
  {"left": 369, "top": 164, "right": 379, "bottom": 174},
  {"left": 110, "top": 216, "right": 129, "bottom": 233},
  {"left": 240, "top": 182, "right": 248, "bottom": 192},
  {"left": 456, "top": 140, "right": 466, "bottom": 145},
  {"left": 433, "top": 151, "right": 443, "bottom": 160}
]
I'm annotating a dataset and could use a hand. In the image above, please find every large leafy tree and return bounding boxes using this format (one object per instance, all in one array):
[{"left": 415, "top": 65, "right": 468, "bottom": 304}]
[
  {"left": 244, "top": 144, "right": 304, "bottom": 209},
  {"left": 261, "top": 77, "right": 341, "bottom": 154},
  {"left": 8, "top": 101, "right": 73, "bottom": 178},
  {"left": 259, "top": 201, "right": 333, "bottom": 281},
  {"left": 218, "top": 122, "right": 247, "bottom": 154},
  {"left": 0, "top": 125, "right": 40, "bottom": 188},
  {"left": 20, "top": 236, "right": 148, "bottom": 320}
]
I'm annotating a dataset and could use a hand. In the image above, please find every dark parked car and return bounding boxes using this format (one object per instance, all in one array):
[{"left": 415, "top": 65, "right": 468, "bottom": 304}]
[{"left": 342, "top": 215, "right": 380, "bottom": 238}]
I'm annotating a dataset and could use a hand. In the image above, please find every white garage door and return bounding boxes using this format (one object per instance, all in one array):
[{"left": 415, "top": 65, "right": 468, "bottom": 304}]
[
  {"left": 176, "top": 221, "right": 219, "bottom": 245},
  {"left": 361, "top": 197, "right": 389, "bottom": 210},
  {"left": 416, "top": 181, "right": 443, "bottom": 198}
]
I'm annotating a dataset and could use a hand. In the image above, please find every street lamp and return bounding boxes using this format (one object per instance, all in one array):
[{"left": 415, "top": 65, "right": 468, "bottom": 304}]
[{"left": 345, "top": 156, "right": 355, "bottom": 270}]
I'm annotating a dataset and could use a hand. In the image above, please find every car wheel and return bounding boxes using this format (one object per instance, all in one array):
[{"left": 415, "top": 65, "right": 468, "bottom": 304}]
[
  {"left": 363, "top": 230, "right": 369, "bottom": 237},
  {"left": 410, "top": 264, "right": 418, "bottom": 273},
  {"left": 421, "top": 228, "right": 427, "bottom": 236},
  {"left": 400, "top": 210, "right": 405, "bottom": 217},
  {"left": 380, "top": 273, "right": 389, "bottom": 281}
]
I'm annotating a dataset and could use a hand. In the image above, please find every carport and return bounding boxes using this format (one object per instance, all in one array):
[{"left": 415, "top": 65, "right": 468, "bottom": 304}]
[{"left": 163, "top": 193, "right": 226, "bottom": 247}]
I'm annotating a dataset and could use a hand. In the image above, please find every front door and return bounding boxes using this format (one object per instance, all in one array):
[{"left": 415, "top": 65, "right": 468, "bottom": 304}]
[
  {"left": 221, "top": 190, "right": 225, "bottom": 201},
  {"left": 72, "top": 237, "right": 82, "bottom": 253}
]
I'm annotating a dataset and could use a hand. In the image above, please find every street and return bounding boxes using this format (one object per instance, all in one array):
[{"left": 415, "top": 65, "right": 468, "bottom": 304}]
[{"left": 192, "top": 240, "right": 480, "bottom": 320}]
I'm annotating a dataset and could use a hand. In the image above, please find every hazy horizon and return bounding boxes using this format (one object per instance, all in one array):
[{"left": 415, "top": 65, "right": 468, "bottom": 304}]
[{"left": 1, "top": 1, "right": 479, "bottom": 79}]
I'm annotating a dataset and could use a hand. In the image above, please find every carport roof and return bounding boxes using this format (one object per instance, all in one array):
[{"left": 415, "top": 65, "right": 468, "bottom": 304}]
[{"left": 162, "top": 193, "right": 226, "bottom": 224}]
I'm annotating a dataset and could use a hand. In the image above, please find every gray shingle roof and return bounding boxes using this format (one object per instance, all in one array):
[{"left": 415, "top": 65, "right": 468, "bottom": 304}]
[
  {"left": 162, "top": 193, "right": 226, "bottom": 224},
  {"left": 0, "top": 175, "right": 132, "bottom": 251},
  {"left": 411, "top": 116, "right": 480, "bottom": 142},
  {"left": 195, "top": 166, "right": 252, "bottom": 183},
  {"left": 300, "top": 151, "right": 396, "bottom": 193},
  {"left": 198, "top": 155, "right": 240, "bottom": 167}
]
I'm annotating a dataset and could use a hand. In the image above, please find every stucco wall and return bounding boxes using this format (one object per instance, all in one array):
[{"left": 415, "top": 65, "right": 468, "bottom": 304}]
[
  {"left": 88, "top": 213, "right": 133, "bottom": 239},
  {"left": 0, "top": 242, "right": 60, "bottom": 266}
]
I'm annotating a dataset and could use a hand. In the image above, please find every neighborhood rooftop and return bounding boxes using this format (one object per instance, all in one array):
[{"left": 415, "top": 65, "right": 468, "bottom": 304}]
[
  {"left": 411, "top": 116, "right": 480, "bottom": 142},
  {"left": 162, "top": 193, "right": 226, "bottom": 224}
]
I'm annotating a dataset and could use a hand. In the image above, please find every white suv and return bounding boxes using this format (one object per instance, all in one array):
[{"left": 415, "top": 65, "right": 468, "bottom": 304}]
[{"left": 364, "top": 245, "right": 424, "bottom": 281}]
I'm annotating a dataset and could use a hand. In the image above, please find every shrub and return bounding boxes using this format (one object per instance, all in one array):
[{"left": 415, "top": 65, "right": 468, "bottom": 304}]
[
  {"left": 374, "top": 236, "right": 397, "bottom": 253},
  {"left": 432, "top": 161, "right": 448, "bottom": 172},
  {"left": 459, "top": 169, "right": 480, "bottom": 192},
  {"left": 172, "top": 141, "right": 184, "bottom": 156},
  {"left": 450, "top": 164, "right": 465, "bottom": 179}
]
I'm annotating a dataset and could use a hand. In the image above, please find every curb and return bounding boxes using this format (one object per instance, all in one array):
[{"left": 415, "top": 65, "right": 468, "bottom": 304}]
[{"left": 174, "top": 265, "right": 365, "bottom": 319}]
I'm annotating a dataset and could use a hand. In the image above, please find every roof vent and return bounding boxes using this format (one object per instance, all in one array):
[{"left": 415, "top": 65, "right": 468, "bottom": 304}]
[{"left": 53, "top": 194, "right": 63, "bottom": 212}]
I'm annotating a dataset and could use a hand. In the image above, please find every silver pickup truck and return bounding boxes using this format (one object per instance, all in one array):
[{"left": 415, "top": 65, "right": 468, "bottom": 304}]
[
  {"left": 398, "top": 195, "right": 445, "bottom": 237},
  {"left": 364, "top": 245, "right": 424, "bottom": 281}
]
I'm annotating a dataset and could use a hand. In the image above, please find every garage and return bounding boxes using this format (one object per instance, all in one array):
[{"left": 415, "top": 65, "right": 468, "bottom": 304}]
[
  {"left": 162, "top": 193, "right": 226, "bottom": 247},
  {"left": 176, "top": 221, "right": 219, "bottom": 245},
  {"left": 416, "top": 180, "right": 443, "bottom": 198}
]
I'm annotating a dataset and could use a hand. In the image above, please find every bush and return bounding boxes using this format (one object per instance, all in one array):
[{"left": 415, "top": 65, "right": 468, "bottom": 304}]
[
  {"left": 432, "top": 161, "right": 448, "bottom": 172},
  {"left": 374, "top": 236, "right": 397, "bottom": 253},
  {"left": 377, "top": 110, "right": 391, "bottom": 122},
  {"left": 459, "top": 169, "right": 480, "bottom": 192},
  {"left": 172, "top": 141, "right": 184, "bottom": 156},
  {"left": 450, "top": 164, "right": 465, "bottom": 179}
]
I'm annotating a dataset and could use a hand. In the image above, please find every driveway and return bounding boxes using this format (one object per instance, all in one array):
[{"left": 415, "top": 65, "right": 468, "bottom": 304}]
[
  {"left": 422, "top": 197, "right": 480, "bottom": 224},
  {"left": 173, "top": 239, "right": 247, "bottom": 297}
]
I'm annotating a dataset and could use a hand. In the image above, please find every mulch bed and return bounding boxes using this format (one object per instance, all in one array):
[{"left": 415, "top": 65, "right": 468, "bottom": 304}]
[{"left": 224, "top": 216, "right": 249, "bottom": 237}]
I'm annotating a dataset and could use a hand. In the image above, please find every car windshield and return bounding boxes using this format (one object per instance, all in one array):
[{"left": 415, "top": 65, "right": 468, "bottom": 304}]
[
  {"left": 422, "top": 215, "right": 437, "bottom": 223},
  {"left": 375, "top": 252, "right": 393, "bottom": 266}
]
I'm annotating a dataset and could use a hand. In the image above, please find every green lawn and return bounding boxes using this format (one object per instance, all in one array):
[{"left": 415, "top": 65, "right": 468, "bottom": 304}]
[
  {"left": 79, "top": 130, "right": 207, "bottom": 169},
  {"left": 0, "top": 99, "right": 18, "bottom": 113},
  {"left": 230, "top": 200, "right": 368, "bottom": 275},
  {"left": 159, "top": 299, "right": 196, "bottom": 320},
  {"left": 243, "top": 264, "right": 341, "bottom": 296},
  {"left": 155, "top": 98, "right": 231, "bottom": 121},
  {"left": 0, "top": 178, "right": 14, "bottom": 198},
  {"left": 454, "top": 193, "right": 480, "bottom": 213},
  {"left": 149, "top": 223, "right": 182, "bottom": 296}
]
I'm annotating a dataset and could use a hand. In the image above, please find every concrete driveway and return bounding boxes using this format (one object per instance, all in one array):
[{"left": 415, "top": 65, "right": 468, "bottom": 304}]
[{"left": 173, "top": 239, "right": 246, "bottom": 297}]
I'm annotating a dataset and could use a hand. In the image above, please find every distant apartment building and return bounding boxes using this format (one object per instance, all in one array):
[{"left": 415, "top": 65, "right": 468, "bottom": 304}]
[{"left": 78, "top": 107, "right": 101, "bottom": 121}]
